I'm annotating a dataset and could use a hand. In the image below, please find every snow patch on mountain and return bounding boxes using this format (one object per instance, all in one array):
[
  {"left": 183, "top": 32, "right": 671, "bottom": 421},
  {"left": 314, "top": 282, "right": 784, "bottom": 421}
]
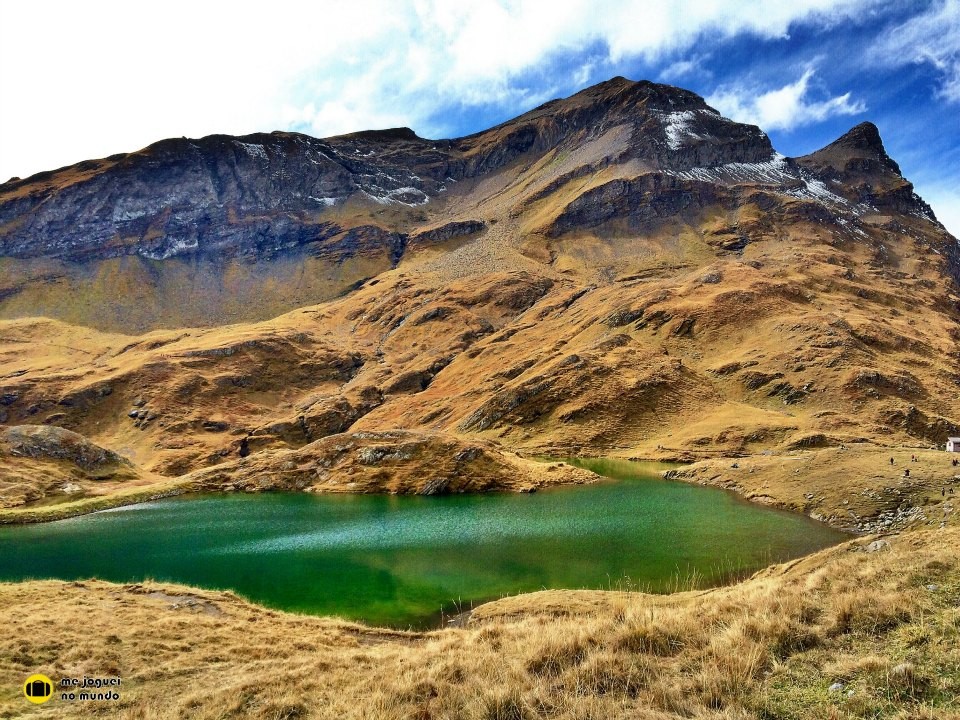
[
  {"left": 139, "top": 237, "right": 199, "bottom": 260},
  {"left": 236, "top": 142, "right": 268, "bottom": 161},
  {"left": 662, "top": 111, "right": 701, "bottom": 150},
  {"left": 665, "top": 153, "right": 854, "bottom": 209},
  {"left": 784, "top": 177, "right": 849, "bottom": 206},
  {"left": 666, "top": 154, "right": 793, "bottom": 184},
  {"left": 362, "top": 187, "right": 429, "bottom": 206}
]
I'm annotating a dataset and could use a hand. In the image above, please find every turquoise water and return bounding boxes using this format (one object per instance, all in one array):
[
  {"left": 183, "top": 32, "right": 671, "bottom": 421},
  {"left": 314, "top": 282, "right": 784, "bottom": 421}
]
[{"left": 0, "top": 459, "right": 846, "bottom": 628}]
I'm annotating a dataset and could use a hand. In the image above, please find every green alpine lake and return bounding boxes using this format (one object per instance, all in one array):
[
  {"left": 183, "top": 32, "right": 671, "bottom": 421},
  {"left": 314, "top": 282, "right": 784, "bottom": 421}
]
[{"left": 0, "top": 458, "right": 846, "bottom": 628}]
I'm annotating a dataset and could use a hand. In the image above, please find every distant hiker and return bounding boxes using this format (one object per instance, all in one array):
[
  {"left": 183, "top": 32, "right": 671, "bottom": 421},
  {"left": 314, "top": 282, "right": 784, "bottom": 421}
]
[
  {"left": 911, "top": 454, "right": 916, "bottom": 462},
  {"left": 953, "top": 458, "right": 958, "bottom": 467},
  {"left": 904, "top": 469, "right": 910, "bottom": 478},
  {"left": 890, "top": 457, "right": 895, "bottom": 465}
]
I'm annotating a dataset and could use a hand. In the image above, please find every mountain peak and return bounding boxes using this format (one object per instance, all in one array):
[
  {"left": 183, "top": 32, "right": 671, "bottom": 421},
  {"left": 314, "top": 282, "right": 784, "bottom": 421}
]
[
  {"left": 338, "top": 127, "right": 421, "bottom": 142},
  {"left": 800, "top": 121, "right": 901, "bottom": 177},
  {"left": 835, "top": 121, "right": 884, "bottom": 150},
  {"left": 565, "top": 76, "right": 712, "bottom": 113}
]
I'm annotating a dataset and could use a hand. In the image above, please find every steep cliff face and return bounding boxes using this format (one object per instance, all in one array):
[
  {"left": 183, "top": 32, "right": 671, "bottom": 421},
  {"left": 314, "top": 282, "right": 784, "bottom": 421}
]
[{"left": 0, "top": 130, "right": 442, "bottom": 263}]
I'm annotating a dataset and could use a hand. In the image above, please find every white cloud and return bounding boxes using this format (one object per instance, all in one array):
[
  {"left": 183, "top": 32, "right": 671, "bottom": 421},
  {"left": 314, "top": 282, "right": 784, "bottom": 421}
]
[
  {"left": 868, "top": 0, "right": 960, "bottom": 103},
  {"left": 0, "top": 0, "right": 878, "bottom": 180},
  {"left": 657, "top": 56, "right": 707, "bottom": 82},
  {"left": 707, "top": 68, "right": 865, "bottom": 131}
]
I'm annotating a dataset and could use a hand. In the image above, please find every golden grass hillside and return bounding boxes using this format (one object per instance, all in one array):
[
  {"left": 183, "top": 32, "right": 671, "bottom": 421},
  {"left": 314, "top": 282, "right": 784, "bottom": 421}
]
[
  {"left": 659, "top": 444, "right": 960, "bottom": 533},
  {"left": 1, "top": 101, "right": 958, "bottom": 508},
  {"left": 1, "top": 526, "right": 957, "bottom": 719},
  {"left": 2, "top": 224, "right": 956, "bottom": 524},
  {"left": 1, "top": 219, "right": 957, "bottom": 480}
]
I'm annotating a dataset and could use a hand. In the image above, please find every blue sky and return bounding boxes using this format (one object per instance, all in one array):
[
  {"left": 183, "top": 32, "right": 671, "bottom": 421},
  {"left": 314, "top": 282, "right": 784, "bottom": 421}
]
[{"left": 1, "top": 0, "right": 958, "bottom": 236}]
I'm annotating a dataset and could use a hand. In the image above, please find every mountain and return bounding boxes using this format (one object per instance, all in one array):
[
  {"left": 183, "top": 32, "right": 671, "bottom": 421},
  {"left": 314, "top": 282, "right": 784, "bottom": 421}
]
[
  {"left": 0, "top": 79, "right": 770, "bottom": 263},
  {"left": 1, "top": 76, "right": 959, "bottom": 527},
  {"left": 9, "top": 77, "right": 952, "bottom": 329}
]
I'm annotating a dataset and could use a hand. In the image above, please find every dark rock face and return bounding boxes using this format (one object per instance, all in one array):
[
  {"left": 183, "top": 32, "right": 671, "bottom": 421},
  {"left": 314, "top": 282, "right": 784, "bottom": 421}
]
[
  {"left": 549, "top": 174, "right": 730, "bottom": 236},
  {"left": 0, "top": 130, "right": 447, "bottom": 263},
  {"left": 810, "top": 121, "right": 902, "bottom": 175},
  {"left": 945, "top": 235, "right": 960, "bottom": 288},
  {"left": 795, "top": 121, "right": 937, "bottom": 218},
  {"left": 409, "top": 220, "right": 486, "bottom": 249}
]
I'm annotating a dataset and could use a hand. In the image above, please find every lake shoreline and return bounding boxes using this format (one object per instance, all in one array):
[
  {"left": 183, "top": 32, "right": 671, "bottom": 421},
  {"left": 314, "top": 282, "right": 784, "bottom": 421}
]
[
  {"left": 0, "top": 457, "right": 597, "bottom": 526},
  {"left": 0, "top": 430, "right": 599, "bottom": 524},
  {"left": 0, "top": 453, "right": 829, "bottom": 530},
  {"left": 4, "top": 443, "right": 952, "bottom": 536},
  {"left": 0, "top": 454, "right": 860, "bottom": 535}
]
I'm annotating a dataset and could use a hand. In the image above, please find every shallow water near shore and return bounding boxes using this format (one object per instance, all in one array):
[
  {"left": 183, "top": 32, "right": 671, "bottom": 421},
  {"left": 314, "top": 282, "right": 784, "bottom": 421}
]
[{"left": 0, "top": 459, "right": 846, "bottom": 628}]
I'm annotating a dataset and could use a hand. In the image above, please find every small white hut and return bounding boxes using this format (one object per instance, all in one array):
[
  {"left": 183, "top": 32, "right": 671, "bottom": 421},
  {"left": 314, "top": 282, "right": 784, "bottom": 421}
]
[{"left": 948, "top": 437, "right": 960, "bottom": 452}]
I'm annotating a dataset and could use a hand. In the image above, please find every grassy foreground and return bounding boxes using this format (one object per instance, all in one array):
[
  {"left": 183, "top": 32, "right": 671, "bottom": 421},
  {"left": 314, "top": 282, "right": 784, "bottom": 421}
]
[{"left": 1, "top": 526, "right": 957, "bottom": 719}]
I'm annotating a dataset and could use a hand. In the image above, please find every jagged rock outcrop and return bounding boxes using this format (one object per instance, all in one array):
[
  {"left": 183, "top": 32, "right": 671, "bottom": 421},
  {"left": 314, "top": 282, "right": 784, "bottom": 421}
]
[
  {"left": 0, "top": 130, "right": 447, "bottom": 263},
  {"left": 408, "top": 220, "right": 486, "bottom": 249}
]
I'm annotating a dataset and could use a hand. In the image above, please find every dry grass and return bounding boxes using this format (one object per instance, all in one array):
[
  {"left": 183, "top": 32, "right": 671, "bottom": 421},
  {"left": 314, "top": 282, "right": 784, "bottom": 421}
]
[{"left": 1, "top": 527, "right": 957, "bottom": 719}]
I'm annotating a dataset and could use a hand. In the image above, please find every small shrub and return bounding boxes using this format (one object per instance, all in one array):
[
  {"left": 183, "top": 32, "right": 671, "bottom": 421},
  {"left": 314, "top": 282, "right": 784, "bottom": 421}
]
[
  {"left": 615, "top": 617, "right": 685, "bottom": 657},
  {"left": 828, "top": 592, "right": 911, "bottom": 636},
  {"left": 572, "top": 650, "right": 651, "bottom": 697},
  {"left": 769, "top": 621, "right": 822, "bottom": 658},
  {"left": 478, "top": 689, "right": 531, "bottom": 720},
  {"left": 262, "top": 700, "right": 308, "bottom": 720},
  {"left": 526, "top": 637, "right": 587, "bottom": 676}
]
